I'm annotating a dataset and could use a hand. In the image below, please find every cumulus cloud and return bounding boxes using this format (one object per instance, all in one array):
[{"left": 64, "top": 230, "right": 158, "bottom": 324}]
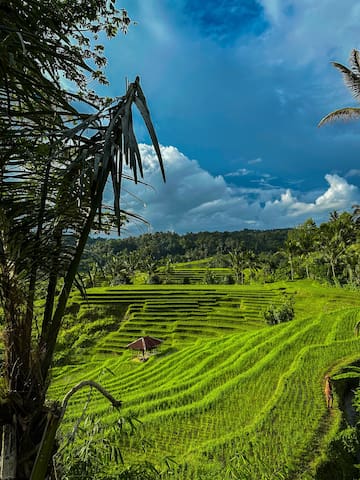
[
  {"left": 101, "top": 1, "right": 360, "bottom": 236},
  {"left": 120, "top": 145, "right": 360, "bottom": 235},
  {"left": 102, "top": 0, "right": 360, "bottom": 193}
]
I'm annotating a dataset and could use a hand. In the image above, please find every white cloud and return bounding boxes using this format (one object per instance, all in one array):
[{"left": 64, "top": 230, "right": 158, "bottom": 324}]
[
  {"left": 346, "top": 169, "right": 360, "bottom": 178},
  {"left": 225, "top": 168, "right": 251, "bottom": 177},
  {"left": 263, "top": 174, "right": 358, "bottom": 222},
  {"left": 120, "top": 145, "right": 360, "bottom": 235},
  {"left": 258, "top": 0, "right": 360, "bottom": 67},
  {"left": 248, "top": 157, "right": 263, "bottom": 165}
]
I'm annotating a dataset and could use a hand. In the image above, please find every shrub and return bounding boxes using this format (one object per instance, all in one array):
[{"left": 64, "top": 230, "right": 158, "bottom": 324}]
[
  {"left": 223, "top": 274, "right": 235, "bottom": 285},
  {"left": 148, "top": 274, "right": 162, "bottom": 284},
  {"left": 264, "top": 298, "right": 294, "bottom": 325},
  {"left": 203, "top": 269, "right": 217, "bottom": 285},
  {"left": 111, "top": 273, "right": 132, "bottom": 285}
]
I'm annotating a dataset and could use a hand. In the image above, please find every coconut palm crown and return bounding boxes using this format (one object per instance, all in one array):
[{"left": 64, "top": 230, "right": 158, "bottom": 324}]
[{"left": 319, "top": 49, "right": 360, "bottom": 126}]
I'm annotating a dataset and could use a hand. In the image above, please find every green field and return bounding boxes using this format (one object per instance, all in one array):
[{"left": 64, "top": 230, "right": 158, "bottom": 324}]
[{"left": 50, "top": 281, "right": 360, "bottom": 479}]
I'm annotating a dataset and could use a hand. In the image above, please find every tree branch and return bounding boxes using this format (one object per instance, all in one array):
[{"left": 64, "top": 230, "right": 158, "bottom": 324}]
[{"left": 60, "top": 380, "right": 122, "bottom": 421}]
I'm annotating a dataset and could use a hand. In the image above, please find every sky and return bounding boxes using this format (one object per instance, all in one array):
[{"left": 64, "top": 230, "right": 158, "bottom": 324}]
[{"left": 99, "top": 0, "right": 360, "bottom": 235}]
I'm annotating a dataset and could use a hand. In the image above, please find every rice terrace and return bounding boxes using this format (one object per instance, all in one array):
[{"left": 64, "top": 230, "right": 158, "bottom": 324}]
[{"left": 50, "top": 276, "right": 360, "bottom": 479}]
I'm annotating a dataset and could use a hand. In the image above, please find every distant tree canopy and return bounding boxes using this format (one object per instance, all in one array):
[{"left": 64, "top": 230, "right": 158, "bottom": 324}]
[
  {"left": 83, "top": 228, "right": 290, "bottom": 265},
  {"left": 81, "top": 210, "right": 360, "bottom": 288}
]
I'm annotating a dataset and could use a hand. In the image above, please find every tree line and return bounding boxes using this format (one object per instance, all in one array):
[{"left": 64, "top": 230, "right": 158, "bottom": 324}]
[{"left": 80, "top": 209, "right": 360, "bottom": 287}]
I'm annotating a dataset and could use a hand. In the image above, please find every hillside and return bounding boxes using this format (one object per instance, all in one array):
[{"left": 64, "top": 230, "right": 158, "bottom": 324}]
[
  {"left": 49, "top": 280, "right": 360, "bottom": 479},
  {"left": 83, "top": 228, "right": 289, "bottom": 262}
]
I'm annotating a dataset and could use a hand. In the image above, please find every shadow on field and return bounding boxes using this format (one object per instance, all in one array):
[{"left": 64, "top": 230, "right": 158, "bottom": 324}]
[{"left": 315, "top": 365, "right": 360, "bottom": 480}]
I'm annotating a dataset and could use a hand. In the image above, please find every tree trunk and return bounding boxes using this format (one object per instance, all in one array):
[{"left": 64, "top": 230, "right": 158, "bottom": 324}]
[
  {"left": 30, "top": 412, "right": 60, "bottom": 480},
  {"left": 289, "top": 255, "right": 294, "bottom": 281},
  {"left": 330, "top": 259, "right": 337, "bottom": 284},
  {"left": 0, "top": 424, "right": 16, "bottom": 480}
]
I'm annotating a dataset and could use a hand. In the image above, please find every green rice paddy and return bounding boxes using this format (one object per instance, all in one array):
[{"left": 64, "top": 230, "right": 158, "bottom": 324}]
[{"left": 50, "top": 280, "right": 360, "bottom": 479}]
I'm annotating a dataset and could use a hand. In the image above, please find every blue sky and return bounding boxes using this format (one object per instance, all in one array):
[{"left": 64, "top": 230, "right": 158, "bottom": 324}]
[{"left": 99, "top": 0, "right": 360, "bottom": 234}]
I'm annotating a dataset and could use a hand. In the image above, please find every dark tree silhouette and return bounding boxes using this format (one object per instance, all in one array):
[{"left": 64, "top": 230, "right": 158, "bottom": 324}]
[{"left": 0, "top": 1, "right": 165, "bottom": 477}]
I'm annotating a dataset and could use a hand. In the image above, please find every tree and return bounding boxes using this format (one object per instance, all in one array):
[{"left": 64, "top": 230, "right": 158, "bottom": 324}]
[
  {"left": 318, "top": 49, "right": 360, "bottom": 126},
  {"left": 287, "top": 219, "right": 318, "bottom": 279},
  {"left": 228, "top": 248, "right": 248, "bottom": 284},
  {"left": 285, "top": 237, "right": 301, "bottom": 281},
  {"left": 0, "top": 2, "right": 165, "bottom": 478},
  {"left": 318, "top": 212, "right": 356, "bottom": 284}
]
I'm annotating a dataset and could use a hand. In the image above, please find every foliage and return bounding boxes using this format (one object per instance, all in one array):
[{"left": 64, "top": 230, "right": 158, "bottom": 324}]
[
  {"left": 203, "top": 268, "right": 217, "bottom": 284},
  {"left": 277, "top": 212, "right": 360, "bottom": 285},
  {"left": 316, "top": 426, "right": 360, "bottom": 480},
  {"left": 263, "top": 297, "right": 295, "bottom": 325},
  {"left": 57, "top": 416, "right": 161, "bottom": 480},
  {"left": 226, "top": 453, "right": 289, "bottom": 479},
  {"left": 0, "top": 0, "right": 165, "bottom": 477},
  {"left": 148, "top": 274, "right": 162, "bottom": 285},
  {"left": 82, "top": 208, "right": 360, "bottom": 288},
  {"left": 111, "top": 272, "right": 133, "bottom": 286},
  {"left": 82, "top": 229, "right": 290, "bottom": 269},
  {"left": 318, "top": 49, "right": 360, "bottom": 126}
]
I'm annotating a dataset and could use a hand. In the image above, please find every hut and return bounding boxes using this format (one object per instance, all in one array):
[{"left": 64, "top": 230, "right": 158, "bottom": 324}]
[{"left": 126, "top": 336, "right": 163, "bottom": 359}]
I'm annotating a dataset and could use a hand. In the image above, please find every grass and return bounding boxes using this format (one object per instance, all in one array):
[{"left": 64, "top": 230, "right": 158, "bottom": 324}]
[{"left": 50, "top": 280, "right": 360, "bottom": 479}]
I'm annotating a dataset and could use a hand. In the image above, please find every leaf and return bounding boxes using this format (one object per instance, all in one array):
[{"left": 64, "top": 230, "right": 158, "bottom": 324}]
[
  {"left": 349, "top": 49, "right": 360, "bottom": 75},
  {"left": 318, "top": 107, "right": 360, "bottom": 127},
  {"left": 133, "top": 78, "right": 166, "bottom": 181},
  {"left": 332, "top": 372, "right": 360, "bottom": 380},
  {"left": 332, "top": 61, "right": 360, "bottom": 101},
  {"left": 104, "top": 366, "right": 116, "bottom": 376}
]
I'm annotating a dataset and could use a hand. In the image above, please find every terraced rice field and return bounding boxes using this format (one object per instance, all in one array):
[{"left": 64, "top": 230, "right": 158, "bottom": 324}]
[
  {"left": 50, "top": 281, "right": 360, "bottom": 479},
  {"left": 157, "top": 261, "right": 233, "bottom": 284}
]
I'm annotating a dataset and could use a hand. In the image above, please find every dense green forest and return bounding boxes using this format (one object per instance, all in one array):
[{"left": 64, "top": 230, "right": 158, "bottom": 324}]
[
  {"left": 80, "top": 210, "right": 360, "bottom": 289},
  {"left": 86, "top": 228, "right": 289, "bottom": 258}
]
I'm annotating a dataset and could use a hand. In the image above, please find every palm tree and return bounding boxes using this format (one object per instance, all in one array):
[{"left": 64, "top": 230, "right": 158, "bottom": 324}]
[
  {"left": 228, "top": 249, "right": 246, "bottom": 284},
  {"left": 283, "top": 238, "right": 300, "bottom": 281},
  {"left": 318, "top": 49, "right": 360, "bottom": 126},
  {"left": 317, "top": 212, "right": 356, "bottom": 284},
  {"left": 0, "top": 3, "right": 165, "bottom": 478},
  {"left": 294, "top": 219, "right": 318, "bottom": 279}
]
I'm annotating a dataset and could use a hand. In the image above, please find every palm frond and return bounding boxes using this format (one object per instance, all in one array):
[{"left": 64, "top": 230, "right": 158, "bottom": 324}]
[
  {"left": 349, "top": 49, "right": 360, "bottom": 75},
  {"left": 332, "top": 62, "right": 360, "bottom": 101},
  {"left": 133, "top": 77, "right": 166, "bottom": 182},
  {"left": 318, "top": 107, "right": 360, "bottom": 127}
]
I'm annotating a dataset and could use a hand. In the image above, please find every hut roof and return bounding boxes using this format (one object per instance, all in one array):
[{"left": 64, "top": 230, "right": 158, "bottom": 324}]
[{"left": 126, "top": 336, "right": 163, "bottom": 351}]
